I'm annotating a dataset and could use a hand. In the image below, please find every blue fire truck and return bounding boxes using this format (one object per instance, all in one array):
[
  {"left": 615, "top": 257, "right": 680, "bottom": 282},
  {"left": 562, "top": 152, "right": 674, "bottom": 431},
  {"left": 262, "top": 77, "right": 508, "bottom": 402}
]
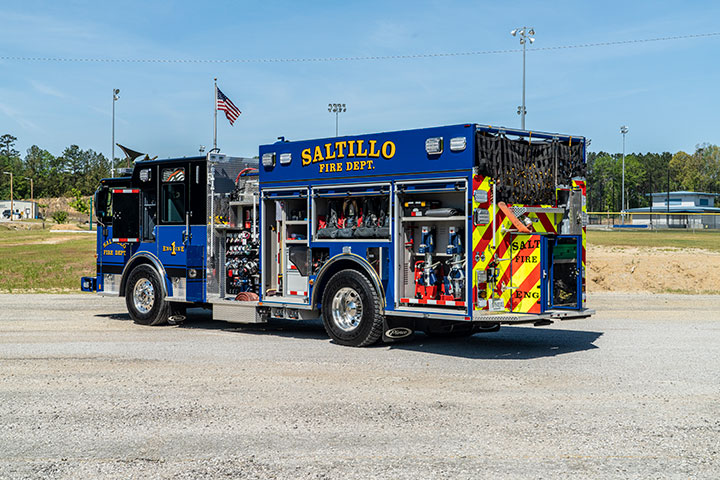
[{"left": 82, "top": 123, "right": 593, "bottom": 346}]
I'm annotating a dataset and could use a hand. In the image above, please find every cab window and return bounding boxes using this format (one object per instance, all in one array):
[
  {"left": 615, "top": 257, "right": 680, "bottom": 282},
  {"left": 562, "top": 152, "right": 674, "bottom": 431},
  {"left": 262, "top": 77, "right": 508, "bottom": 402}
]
[{"left": 161, "top": 167, "right": 186, "bottom": 223}]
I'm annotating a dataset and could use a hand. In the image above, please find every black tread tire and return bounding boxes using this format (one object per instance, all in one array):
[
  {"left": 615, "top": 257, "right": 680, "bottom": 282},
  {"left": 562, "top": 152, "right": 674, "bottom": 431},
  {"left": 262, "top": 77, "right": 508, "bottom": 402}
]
[
  {"left": 125, "top": 264, "right": 171, "bottom": 326},
  {"left": 321, "top": 269, "right": 384, "bottom": 347}
]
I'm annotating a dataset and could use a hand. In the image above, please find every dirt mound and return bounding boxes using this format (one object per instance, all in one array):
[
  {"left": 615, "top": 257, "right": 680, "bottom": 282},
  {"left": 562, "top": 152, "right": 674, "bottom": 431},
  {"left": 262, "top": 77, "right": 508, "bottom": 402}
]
[
  {"left": 588, "top": 245, "right": 720, "bottom": 295},
  {"left": 33, "top": 196, "right": 92, "bottom": 223}
]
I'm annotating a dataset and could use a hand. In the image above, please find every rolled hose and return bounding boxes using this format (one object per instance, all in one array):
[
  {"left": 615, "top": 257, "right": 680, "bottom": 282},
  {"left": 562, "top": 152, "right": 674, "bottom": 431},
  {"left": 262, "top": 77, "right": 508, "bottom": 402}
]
[{"left": 235, "top": 292, "right": 259, "bottom": 301}]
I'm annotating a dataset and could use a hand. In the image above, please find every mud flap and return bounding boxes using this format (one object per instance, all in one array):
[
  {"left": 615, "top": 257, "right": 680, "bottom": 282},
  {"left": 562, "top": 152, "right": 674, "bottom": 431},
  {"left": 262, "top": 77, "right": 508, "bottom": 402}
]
[{"left": 382, "top": 317, "right": 414, "bottom": 343}]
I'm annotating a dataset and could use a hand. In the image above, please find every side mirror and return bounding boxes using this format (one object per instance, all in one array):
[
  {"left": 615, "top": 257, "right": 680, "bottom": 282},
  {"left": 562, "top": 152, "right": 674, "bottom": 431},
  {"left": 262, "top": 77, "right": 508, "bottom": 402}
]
[{"left": 95, "top": 187, "right": 109, "bottom": 221}]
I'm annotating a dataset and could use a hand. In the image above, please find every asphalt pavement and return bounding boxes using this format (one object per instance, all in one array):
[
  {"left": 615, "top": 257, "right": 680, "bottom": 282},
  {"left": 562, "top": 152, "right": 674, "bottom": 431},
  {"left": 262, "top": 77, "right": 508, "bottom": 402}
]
[{"left": 0, "top": 293, "right": 718, "bottom": 479}]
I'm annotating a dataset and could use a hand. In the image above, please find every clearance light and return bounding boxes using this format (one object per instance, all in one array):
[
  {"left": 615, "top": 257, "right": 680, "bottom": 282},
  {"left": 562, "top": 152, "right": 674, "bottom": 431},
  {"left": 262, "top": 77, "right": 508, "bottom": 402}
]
[
  {"left": 262, "top": 153, "right": 276, "bottom": 168},
  {"left": 279, "top": 153, "right": 292, "bottom": 165},
  {"left": 425, "top": 137, "right": 443, "bottom": 155},
  {"left": 450, "top": 137, "right": 467, "bottom": 152}
]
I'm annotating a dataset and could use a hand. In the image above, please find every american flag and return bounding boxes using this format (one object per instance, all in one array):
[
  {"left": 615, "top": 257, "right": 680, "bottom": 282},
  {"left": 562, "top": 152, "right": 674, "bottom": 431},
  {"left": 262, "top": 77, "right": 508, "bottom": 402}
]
[{"left": 216, "top": 87, "right": 241, "bottom": 125}]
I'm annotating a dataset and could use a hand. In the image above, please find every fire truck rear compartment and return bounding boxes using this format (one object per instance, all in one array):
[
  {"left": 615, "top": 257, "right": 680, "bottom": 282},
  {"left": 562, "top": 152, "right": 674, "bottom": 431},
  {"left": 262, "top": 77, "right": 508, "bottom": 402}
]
[{"left": 395, "top": 180, "right": 469, "bottom": 313}]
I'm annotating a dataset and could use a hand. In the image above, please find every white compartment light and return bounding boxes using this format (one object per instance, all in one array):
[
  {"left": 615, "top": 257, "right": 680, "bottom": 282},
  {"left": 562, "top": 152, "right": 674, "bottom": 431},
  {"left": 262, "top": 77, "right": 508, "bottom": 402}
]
[
  {"left": 425, "top": 137, "right": 443, "bottom": 155},
  {"left": 450, "top": 137, "right": 467, "bottom": 152},
  {"left": 279, "top": 153, "right": 292, "bottom": 165},
  {"left": 262, "top": 152, "right": 276, "bottom": 168}
]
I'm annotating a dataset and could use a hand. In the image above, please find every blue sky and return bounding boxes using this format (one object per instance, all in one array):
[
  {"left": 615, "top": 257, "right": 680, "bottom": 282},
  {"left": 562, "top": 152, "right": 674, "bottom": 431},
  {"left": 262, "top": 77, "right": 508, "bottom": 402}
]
[{"left": 1, "top": 0, "right": 719, "bottom": 160}]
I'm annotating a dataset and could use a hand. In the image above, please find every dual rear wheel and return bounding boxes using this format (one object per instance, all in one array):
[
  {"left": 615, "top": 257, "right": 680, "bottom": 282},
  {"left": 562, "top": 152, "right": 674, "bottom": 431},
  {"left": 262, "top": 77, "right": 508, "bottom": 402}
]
[{"left": 321, "top": 269, "right": 384, "bottom": 347}]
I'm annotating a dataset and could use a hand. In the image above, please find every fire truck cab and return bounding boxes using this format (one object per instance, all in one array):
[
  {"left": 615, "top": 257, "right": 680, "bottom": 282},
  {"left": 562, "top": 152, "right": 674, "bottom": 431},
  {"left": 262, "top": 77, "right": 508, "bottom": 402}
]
[{"left": 83, "top": 123, "right": 593, "bottom": 346}]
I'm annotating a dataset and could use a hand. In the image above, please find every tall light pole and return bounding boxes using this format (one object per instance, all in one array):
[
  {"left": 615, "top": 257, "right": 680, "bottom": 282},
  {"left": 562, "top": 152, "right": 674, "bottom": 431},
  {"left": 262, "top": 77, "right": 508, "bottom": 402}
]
[
  {"left": 112, "top": 88, "right": 120, "bottom": 177},
  {"left": 620, "top": 125, "right": 629, "bottom": 221},
  {"left": 511, "top": 27, "right": 535, "bottom": 130},
  {"left": 328, "top": 103, "right": 346, "bottom": 137},
  {"left": 24, "top": 177, "right": 33, "bottom": 218},
  {"left": 3, "top": 172, "right": 12, "bottom": 221}
]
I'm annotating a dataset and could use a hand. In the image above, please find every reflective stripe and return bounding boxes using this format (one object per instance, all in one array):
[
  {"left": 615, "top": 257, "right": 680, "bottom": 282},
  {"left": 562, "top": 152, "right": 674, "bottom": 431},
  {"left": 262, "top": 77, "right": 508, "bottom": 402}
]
[
  {"left": 399, "top": 298, "right": 466, "bottom": 307},
  {"left": 111, "top": 237, "right": 139, "bottom": 243},
  {"left": 112, "top": 189, "right": 139, "bottom": 194},
  {"left": 288, "top": 290, "right": 307, "bottom": 296}
]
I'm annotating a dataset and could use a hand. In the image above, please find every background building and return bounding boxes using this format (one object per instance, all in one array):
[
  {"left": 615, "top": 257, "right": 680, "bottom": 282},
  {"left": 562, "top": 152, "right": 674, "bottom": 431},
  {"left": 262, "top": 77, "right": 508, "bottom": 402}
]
[
  {"left": 0, "top": 200, "right": 38, "bottom": 220},
  {"left": 627, "top": 191, "right": 720, "bottom": 229}
]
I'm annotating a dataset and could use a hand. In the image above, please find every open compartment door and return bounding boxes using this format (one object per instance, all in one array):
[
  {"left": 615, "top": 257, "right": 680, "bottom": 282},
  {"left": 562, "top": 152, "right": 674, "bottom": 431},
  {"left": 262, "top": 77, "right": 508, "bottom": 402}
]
[
  {"left": 545, "top": 235, "right": 582, "bottom": 310},
  {"left": 509, "top": 233, "right": 543, "bottom": 314}
]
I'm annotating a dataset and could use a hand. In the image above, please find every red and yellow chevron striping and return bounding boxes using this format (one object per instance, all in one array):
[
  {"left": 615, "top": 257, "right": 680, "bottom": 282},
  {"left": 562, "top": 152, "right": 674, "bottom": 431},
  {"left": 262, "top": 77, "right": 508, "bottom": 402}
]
[{"left": 471, "top": 175, "right": 566, "bottom": 313}]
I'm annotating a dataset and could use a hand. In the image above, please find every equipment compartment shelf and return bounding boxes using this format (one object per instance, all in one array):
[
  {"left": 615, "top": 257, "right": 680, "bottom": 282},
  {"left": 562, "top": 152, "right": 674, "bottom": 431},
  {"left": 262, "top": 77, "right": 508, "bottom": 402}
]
[
  {"left": 214, "top": 225, "right": 244, "bottom": 230},
  {"left": 285, "top": 239, "right": 308, "bottom": 244},
  {"left": 285, "top": 220, "right": 308, "bottom": 225},
  {"left": 401, "top": 216, "right": 466, "bottom": 222}
]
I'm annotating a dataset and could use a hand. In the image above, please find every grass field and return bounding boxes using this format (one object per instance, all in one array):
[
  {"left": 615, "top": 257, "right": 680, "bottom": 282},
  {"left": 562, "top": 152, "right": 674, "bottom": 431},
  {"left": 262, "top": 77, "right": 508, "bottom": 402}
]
[
  {"left": 1, "top": 225, "right": 719, "bottom": 293},
  {"left": 587, "top": 229, "right": 720, "bottom": 252},
  {"left": 0, "top": 226, "right": 96, "bottom": 293}
]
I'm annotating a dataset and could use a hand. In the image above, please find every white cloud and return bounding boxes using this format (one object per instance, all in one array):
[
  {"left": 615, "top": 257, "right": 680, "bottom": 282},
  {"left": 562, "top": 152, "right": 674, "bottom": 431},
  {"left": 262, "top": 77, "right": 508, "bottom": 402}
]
[
  {"left": 0, "top": 102, "right": 39, "bottom": 131},
  {"left": 30, "top": 80, "right": 67, "bottom": 99}
]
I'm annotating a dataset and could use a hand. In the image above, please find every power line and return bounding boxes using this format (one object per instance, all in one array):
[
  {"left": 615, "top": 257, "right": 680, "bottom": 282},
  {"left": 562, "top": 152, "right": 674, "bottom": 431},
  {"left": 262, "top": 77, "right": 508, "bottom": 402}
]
[{"left": 1, "top": 32, "right": 719, "bottom": 64}]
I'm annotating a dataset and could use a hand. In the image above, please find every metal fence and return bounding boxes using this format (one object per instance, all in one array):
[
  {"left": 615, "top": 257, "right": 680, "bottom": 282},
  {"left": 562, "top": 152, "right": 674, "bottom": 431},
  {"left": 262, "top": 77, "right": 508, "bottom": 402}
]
[{"left": 588, "top": 212, "right": 720, "bottom": 230}]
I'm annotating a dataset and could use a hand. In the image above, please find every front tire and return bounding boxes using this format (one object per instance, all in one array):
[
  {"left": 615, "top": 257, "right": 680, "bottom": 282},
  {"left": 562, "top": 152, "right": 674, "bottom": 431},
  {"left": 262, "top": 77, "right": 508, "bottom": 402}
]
[
  {"left": 321, "top": 269, "right": 384, "bottom": 347},
  {"left": 125, "top": 265, "right": 172, "bottom": 326}
]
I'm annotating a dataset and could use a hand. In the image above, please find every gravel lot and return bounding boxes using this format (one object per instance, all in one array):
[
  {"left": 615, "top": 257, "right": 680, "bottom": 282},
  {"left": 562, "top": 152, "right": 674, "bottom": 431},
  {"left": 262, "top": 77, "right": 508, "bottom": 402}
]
[{"left": 1, "top": 293, "right": 719, "bottom": 479}]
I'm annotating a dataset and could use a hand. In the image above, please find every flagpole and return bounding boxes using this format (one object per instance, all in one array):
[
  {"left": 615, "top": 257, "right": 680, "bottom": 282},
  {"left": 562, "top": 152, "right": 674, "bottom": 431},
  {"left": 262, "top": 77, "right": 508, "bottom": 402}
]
[{"left": 213, "top": 78, "right": 218, "bottom": 151}]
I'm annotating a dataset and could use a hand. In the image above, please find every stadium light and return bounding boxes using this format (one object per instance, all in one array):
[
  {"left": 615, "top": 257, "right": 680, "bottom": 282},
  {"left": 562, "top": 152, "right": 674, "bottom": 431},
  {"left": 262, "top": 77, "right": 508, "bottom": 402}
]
[
  {"left": 328, "top": 103, "right": 347, "bottom": 137},
  {"left": 510, "top": 27, "right": 536, "bottom": 130}
]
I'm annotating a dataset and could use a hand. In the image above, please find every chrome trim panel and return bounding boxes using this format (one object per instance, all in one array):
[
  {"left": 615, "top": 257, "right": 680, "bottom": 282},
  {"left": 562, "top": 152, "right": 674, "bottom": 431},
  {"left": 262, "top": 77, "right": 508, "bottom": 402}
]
[
  {"left": 99, "top": 273, "right": 121, "bottom": 296},
  {"left": 165, "top": 277, "right": 187, "bottom": 302}
]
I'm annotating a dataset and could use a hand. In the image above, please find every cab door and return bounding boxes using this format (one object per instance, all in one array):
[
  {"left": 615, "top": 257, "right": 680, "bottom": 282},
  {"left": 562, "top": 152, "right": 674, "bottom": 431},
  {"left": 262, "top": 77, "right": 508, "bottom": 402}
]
[
  {"left": 156, "top": 165, "right": 189, "bottom": 288},
  {"left": 111, "top": 188, "right": 140, "bottom": 243}
]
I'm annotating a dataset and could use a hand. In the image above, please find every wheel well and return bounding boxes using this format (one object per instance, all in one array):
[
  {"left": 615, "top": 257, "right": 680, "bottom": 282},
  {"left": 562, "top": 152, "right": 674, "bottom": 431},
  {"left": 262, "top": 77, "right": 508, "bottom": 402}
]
[
  {"left": 312, "top": 257, "right": 385, "bottom": 310},
  {"left": 119, "top": 256, "right": 166, "bottom": 297}
]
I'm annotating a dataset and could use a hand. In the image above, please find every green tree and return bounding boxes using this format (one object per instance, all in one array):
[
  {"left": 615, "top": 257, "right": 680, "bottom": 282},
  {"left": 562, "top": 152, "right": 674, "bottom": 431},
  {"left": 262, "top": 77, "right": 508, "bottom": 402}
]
[
  {"left": 671, "top": 150, "right": 703, "bottom": 191},
  {"left": 696, "top": 144, "right": 720, "bottom": 192},
  {"left": 23, "top": 146, "right": 57, "bottom": 198},
  {"left": 587, "top": 152, "right": 621, "bottom": 211},
  {"left": 68, "top": 187, "right": 90, "bottom": 214},
  {"left": 59, "top": 145, "right": 109, "bottom": 195},
  {"left": 0, "top": 134, "right": 22, "bottom": 199}
]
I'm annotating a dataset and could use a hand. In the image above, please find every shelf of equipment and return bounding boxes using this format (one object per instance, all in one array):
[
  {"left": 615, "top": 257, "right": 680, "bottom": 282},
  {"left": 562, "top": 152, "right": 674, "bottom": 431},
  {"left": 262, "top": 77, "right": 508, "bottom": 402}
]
[{"left": 401, "top": 216, "right": 466, "bottom": 222}]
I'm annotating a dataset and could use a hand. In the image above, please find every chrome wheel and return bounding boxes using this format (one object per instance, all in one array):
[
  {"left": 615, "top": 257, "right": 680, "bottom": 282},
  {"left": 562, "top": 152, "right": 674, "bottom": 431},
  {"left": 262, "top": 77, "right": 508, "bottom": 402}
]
[
  {"left": 331, "top": 287, "right": 363, "bottom": 332},
  {"left": 132, "top": 278, "right": 155, "bottom": 314}
]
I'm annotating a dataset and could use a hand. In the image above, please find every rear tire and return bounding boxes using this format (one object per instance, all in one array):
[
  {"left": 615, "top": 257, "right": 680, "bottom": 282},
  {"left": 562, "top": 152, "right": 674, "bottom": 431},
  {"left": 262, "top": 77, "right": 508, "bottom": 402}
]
[
  {"left": 125, "top": 265, "right": 172, "bottom": 326},
  {"left": 321, "top": 269, "right": 383, "bottom": 347}
]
